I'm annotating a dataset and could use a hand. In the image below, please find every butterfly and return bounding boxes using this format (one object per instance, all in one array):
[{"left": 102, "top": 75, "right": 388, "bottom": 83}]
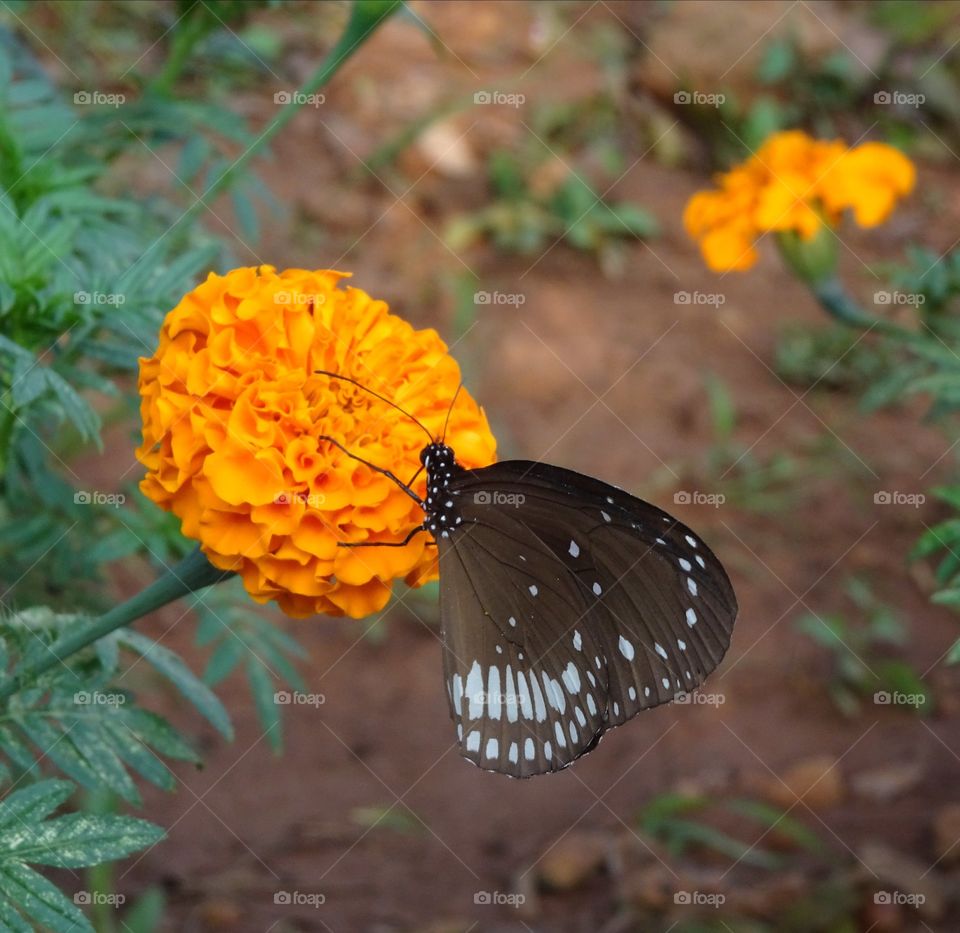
[{"left": 318, "top": 372, "right": 738, "bottom": 778}]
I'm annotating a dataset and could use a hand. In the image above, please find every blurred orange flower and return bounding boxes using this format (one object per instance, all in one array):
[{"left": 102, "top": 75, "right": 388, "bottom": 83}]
[
  {"left": 683, "top": 130, "right": 915, "bottom": 272},
  {"left": 137, "top": 266, "right": 497, "bottom": 619}
]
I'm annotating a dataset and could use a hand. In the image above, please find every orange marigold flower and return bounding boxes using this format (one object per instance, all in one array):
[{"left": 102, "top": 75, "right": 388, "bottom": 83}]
[
  {"left": 137, "top": 266, "right": 497, "bottom": 619},
  {"left": 683, "top": 130, "right": 915, "bottom": 272}
]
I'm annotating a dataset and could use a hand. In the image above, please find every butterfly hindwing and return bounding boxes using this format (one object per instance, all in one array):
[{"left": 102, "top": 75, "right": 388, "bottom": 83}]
[{"left": 435, "top": 458, "right": 737, "bottom": 778}]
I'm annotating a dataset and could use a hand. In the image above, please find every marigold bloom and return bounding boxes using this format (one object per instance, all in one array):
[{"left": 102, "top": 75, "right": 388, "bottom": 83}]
[
  {"left": 683, "top": 130, "right": 915, "bottom": 272},
  {"left": 137, "top": 266, "right": 497, "bottom": 619}
]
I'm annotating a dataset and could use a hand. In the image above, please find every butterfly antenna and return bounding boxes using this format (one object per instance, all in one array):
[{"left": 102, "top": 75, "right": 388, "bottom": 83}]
[
  {"left": 315, "top": 370, "right": 433, "bottom": 442},
  {"left": 441, "top": 381, "right": 463, "bottom": 443}
]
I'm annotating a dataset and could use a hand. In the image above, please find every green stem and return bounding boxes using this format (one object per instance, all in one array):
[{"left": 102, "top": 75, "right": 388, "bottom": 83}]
[
  {"left": 811, "top": 278, "right": 914, "bottom": 340},
  {"left": 175, "top": 0, "right": 402, "bottom": 230},
  {"left": 0, "top": 547, "right": 234, "bottom": 701},
  {"left": 148, "top": 9, "right": 211, "bottom": 97}
]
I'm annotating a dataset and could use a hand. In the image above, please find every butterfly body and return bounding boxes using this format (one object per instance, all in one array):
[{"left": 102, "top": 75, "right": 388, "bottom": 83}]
[{"left": 419, "top": 444, "right": 738, "bottom": 779}]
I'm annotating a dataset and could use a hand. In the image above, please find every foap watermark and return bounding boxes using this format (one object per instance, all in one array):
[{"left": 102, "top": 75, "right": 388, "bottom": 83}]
[
  {"left": 674, "top": 290, "right": 725, "bottom": 307},
  {"left": 274, "top": 90, "right": 325, "bottom": 107},
  {"left": 274, "top": 291, "right": 326, "bottom": 306},
  {"left": 74, "top": 490, "right": 125, "bottom": 508},
  {"left": 474, "top": 290, "right": 525, "bottom": 307},
  {"left": 274, "top": 691, "right": 325, "bottom": 707},
  {"left": 74, "top": 90, "right": 125, "bottom": 108},
  {"left": 874, "top": 890, "right": 926, "bottom": 907},
  {"left": 473, "top": 491, "right": 525, "bottom": 508},
  {"left": 474, "top": 891, "right": 525, "bottom": 908},
  {"left": 74, "top": 290, "right": 125, "bottom": 306},
  {"left": 274, "top": 891, "right": 325, "bottom": 908},
  {"left": 873, "top": 90, "right": 925, "bottom": 108},
  {"left": 74, "top": 892, "right": 126, "bottom": 906},
  {"left": 473, "top": 90, "right": 525, "bottom": 108},
  {"left": 674, "top": 90, "right": 725, "bottom": 107},
  {"left": 874, "top": 690, "right": 926, "bottom": 709},
  {"left": 874, "top": 491, "right": 925, "bottom": 508},
  {"left": 471, "top": 691, "right": 519, "bottom": 710},
  {"left": 874, "top": 290, "right": 925, "bottom": 307},
  {"left": 674, "top": 691, "right": 725, "bottom": 707},
  {"left": 74, "top": 691, "right": 126, "bottom": 707},
  {"left": 274, "top": 491, "right": 326, "bottom": 507},
  {"left": 674, "top": 490, "right": 725, "bottom": 508},
  {"left": 674, "top": 891, "right": 726, "bottom": 908}
]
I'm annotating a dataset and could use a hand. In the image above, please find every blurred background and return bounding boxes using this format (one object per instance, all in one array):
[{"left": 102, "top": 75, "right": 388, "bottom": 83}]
[{"left": 4, "top": 0, "right": 960, "bottom": 930}]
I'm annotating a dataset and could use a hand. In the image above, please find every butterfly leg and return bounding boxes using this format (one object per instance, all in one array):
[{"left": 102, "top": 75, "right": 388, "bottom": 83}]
[
  {"left": 317, "top": 435, "right": 425, "bottom": 507},
  {"left": 337, "top": 524, "right": 428, "bottom": 548}
]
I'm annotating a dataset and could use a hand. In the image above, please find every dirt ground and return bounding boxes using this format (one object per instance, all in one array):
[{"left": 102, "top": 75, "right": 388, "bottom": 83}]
[{"left": 60, "top": 1, "right": 960, "bottom": 930}]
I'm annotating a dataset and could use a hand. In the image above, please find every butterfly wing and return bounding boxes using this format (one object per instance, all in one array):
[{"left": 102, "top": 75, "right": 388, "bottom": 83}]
[{"left": 437, "top": 460, "right": 737, "bottom": 778}]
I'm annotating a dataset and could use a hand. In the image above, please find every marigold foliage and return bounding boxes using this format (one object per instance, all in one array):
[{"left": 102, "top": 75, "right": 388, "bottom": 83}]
[
  {"left": 138, "top": 266, "right": 496, "bottom": 619},
  {"left": 684, "top": 131, "right": 915, "bottom": 272}
]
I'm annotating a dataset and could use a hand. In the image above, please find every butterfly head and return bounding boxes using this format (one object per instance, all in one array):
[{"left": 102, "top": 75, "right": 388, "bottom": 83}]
[{"left": 420, "top": 442, "right": 456, "bottom": 471}]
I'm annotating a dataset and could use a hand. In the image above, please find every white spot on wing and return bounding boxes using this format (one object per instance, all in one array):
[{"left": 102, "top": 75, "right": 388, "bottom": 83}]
[
  {"left": 572, "top": 630, "right": 582, "bottom": 651},
  {"left": 509, "top": 742, "right": 518, "bottom": 764},
  {"left": 466, "top": 730, "right": 480, "bottom": 752},
  {"left": 592, "top": 582, "right": 602, "bottom": 596},
  {"left": 686, "top": 608, "right": 697, "bottom": 627},
  {"left": 528, "top": 584, "right": 538, "bottom": 597},
  {"left": 569, "top": 540, "right": 580, "bottom": 558},
  {"left": 485, "top": 737, "right": 498, "bottom": 760},
  {"left": 655, "top": 642, "right": 668, "bottom": 660},
  {"left": 466, "top": 662, "right": 483, "bottom": 719},
  {"left": 679, "top": 558, "right": 692, "bottom": 571},
  {"left": 601, "top": 510, "right": 611, "bottom": 522},
  {"left": 618, "top": 636, "right": 635, "bottom": 660},
  {"left": 687, "top": 578, "right": 698, "bottom": 596},
  {"left": 562, "top": 662, "right": 581, "bottom": 694},
  {"left": 685, "top": 535, "right": 697, "bottom": 547},
  {"left": 488, "top": 667, "right": 501, "bottom": 720},
  {"left": 524, "top": 737, "right": 535, "bottom": 761}
]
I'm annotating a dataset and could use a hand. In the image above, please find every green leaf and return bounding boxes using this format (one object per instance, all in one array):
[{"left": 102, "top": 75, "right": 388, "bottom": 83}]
[
  {"left": 118, "top": 630, "right": 233, "bottom": 740},
  {"left": 0, "top": 862, "right": 92, "bottom": 933},
  {"left": 3, "top": 812, "right": 164, "bottom": 867},
  {"left": 0, "top": 779, "right": 72, "bottom": 829},
  {"left": 246, "top": 658, "right": 282, "bottom": 753}
]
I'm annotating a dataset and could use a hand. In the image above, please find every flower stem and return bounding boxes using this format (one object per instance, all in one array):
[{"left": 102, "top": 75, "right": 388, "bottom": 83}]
[
  {"left": 0, "top": 547, "right": 234, "bottom": 701},
  {"left": 175, "top": 0, "right": 402, "bottom": 230},
  {"left": 811, "top": 277, "right": 914, "bottom": 339}
]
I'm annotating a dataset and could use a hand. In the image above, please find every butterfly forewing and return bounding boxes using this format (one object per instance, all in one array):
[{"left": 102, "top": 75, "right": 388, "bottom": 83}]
[{"left": 435, "top": 458, "right": 737, "bottom": 778}]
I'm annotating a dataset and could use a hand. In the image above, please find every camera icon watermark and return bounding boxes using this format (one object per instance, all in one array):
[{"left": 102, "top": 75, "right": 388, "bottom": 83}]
[
  {"left": 74, "top": 891, "right": 126, "bottom": 906},
  {"left": 674, "top": 691, "right": 725, "bottom": 707},
  {"left": 474, "top": 290, "right": 526, "bottom": 307},
  {"left": 673, "top": 490, "right": 725, "bottom": 508},
  {"left": 274, "top": 890, "right": 325, "bottom": 907},
  {"left": 74, "top": 490, "right": 126, "bottom": 508},
  {"left": 273, "top": 491, "right": 326, "bottom": 507},
  {"left": 874, "top": 290, "right": 925, "bottom": 307},
  {"left": 473, "top": 90, "right": 525, "bottom": 108},
  {"left": 473, "top": 891, "right": 525, "bottom": 907},
  {"left": 273, "top": 291, "right": 326, "bottom": 306},
  {"left": 873, "top": 90, "right": 925, "bottom": 108},
  {"left": 674, "top": 290, "right": 725, "bottom": 307},
  {"left": 674, "top": 891, "right": 726, "bottom": 907},
  {"left": 74, "top": 290, "right": 126, "bottom": 306},
  {"left": 74, "top": 90, "right": 125, "bottom": 108},
  {"left": 74, "top": 691, "right": 127, "bottom": 707},
  {"left": 873, "top": 690, "right": 926, "bottom": 708},
  {"left": 873, "top": 491, "right": 925, "bottom": 508},
  {"left": 873, "top": 890, "right": 926, "bottom": 906},
  {"left": 273, "top": 691, "right": 326, "bottom": 707},
  {"left": 673, "top": 90, "right": 725, "bottom": 107},
  {"left": 473, "top": 490, "right": 525, "bottom": 508},
  {"left": 274, "top": 90, "right": 325, "bottom": 107}
]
